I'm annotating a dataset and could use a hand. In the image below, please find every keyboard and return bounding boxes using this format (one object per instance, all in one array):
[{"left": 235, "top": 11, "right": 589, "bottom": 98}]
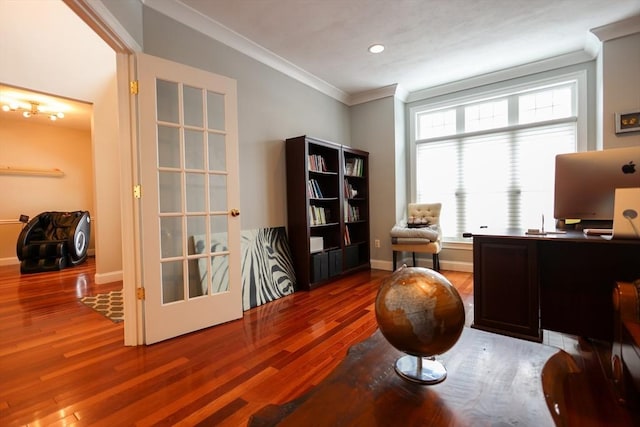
[{"left": 583, "top": 228, "right": 613, "bottom": 236}]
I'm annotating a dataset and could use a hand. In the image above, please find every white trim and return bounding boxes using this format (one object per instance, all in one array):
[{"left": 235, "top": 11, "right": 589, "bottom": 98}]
[
  {"left": 144, "top": 0, "right": 349, "bottom": 104},
  {"left": 348, "top": 84, "right": 401, "bottom": 106},
  {"left": 64, "top": 0, "right": 142, "bottom": 52},
  {"left": 584, "top": 32, "right": 602, "bottom": 59},
  {"left": 86, "top": 0, "right": 142, "bottom": 51},
  {"left": 371, "top": 257, "right": 473, "bottom": 273},
  {"left": 95, "top": 269, "right": 123, "bottom": 284},
  {"left": 575, "top": 69, "right": 588, "bottom": 152},
  {"left": 415, "top": 116, "right": 578, "bottom": 146},
  {"left": 0, "top": 257, "right": 19, "bottom": 267},
  {"left": 116, "top": 52, "right": 143, "bottom": 346},
  {"left": 442, "top": 240, "right": 473, "bottom": 251},
  {"left": 407, "top": 50, "right": 593, "bottom": 104},
  {"left": 409, "top": 70, "right": 586, "bottom": 114},
  {"left": 371, "top": 259, "right": 393, "bottom": 271},
  {"left": 590, "top": 14, "right": 640, "bottom": 42}
]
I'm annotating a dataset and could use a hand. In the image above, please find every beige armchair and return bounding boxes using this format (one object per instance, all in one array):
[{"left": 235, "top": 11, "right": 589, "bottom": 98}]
[{"left": 390, "top": 203, "right": 442, "bottom": 271}]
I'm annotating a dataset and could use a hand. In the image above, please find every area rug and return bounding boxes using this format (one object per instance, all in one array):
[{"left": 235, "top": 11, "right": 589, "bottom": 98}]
[{"left": 80, "top": 290, "right": 124, "bottom": 323}]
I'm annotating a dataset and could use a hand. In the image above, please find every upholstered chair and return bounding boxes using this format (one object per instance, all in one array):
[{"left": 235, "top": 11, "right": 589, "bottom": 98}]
[{"left": 390, "top": 203, "right": 442, "bottom": 271}]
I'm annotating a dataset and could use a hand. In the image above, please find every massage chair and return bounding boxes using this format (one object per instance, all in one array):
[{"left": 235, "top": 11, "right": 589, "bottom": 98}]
[{"left": 16, "top": 211, "right": 91, "bottom": 274}]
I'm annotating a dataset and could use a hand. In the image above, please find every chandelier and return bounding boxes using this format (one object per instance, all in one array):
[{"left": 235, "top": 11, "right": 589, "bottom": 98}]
[{"left": 2, "top": 99, "right": 65, "bottom": 121}]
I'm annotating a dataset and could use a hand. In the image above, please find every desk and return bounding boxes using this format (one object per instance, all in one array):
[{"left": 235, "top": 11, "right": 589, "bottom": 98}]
[
  {"left": 249, "top": 328, "right": 559, "bottom": 426},
  {"left": 472, "top": 230, "right": 640, "bottom": 341}
]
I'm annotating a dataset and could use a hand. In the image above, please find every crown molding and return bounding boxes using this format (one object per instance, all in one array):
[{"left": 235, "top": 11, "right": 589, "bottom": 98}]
[
  {"left": 590, "top": 14, "right": 640, "bottom": 42},
  {"left": 144, "top": 0, "right": 349, "bottom": 104},
  {"left": 406, "top": 49, "right": 594, "bottom": 103},
  {"left": 583, "top": 31, "right": 602, "bottom": 59},
  {"left": 347, "top": 84, "right": 410, "bottom": 106},
  {"left": 142, "top": 1, "right": 636, "bottom": 108}
]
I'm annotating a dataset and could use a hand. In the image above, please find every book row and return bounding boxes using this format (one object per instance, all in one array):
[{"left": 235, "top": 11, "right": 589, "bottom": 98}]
[
  {"left": 343, "top": 179, "right": 359, "bottom": 198},
  {"left": 309, "top": 205, "right": 332, "bottom": 226},
  {"left": 308, "top": 154, "right": 328, "bottom": 172},
  {"left": 344, "top": 202, "right": 361, "bottom": 222},
  {"left": 344, "top": 157, "right": 364, "bottom": 177},
  {"left": 307, "top": 179, "right": 324, "bottom": 199}
]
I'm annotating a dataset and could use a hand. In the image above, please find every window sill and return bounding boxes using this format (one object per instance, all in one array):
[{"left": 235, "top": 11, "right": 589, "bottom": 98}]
[{"left": 442, "top": 239, "right": 473, "bottom": 251}]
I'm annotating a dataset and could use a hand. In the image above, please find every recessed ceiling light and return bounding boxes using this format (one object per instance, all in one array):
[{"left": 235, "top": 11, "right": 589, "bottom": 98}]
[{"left": 368, "top": 44, "right": 385, "bottom": 54}]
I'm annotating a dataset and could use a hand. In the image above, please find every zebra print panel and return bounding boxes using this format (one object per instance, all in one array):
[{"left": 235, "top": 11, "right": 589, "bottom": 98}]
[
  {"left": 240, "top": 227, "right": 295, "bottom": 309},
  {"left": 192, "top": 227, "right": 296, "bottom": 310}
]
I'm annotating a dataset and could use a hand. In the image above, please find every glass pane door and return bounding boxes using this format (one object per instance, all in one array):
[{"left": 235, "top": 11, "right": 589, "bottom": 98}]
[
  {"left": 138, "top": 52, "right": 241, "bottom": 344},
  {"left": 156, "top": 81, "right": 231, "bottom": 304}
]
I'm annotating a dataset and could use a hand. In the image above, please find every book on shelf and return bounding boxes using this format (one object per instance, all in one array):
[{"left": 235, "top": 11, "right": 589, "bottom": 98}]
[
  {"left": 343, "top": 201, "right": 361, "bottom": 222},
  {"left": 307, "top": 179, "right": 324, "bottom": 198},
  {"left": 308, "top": 154, "right": 327, "bottom": 172},
  {"left": 309, "top": 205, "right": 330, "bottom": 226},
  {"left": 343, "top": 179, "right": 358, "bottom": 198},
  {"left": 344, "top": 225, "right": 351, "bottom": 245},
  {"left": 344, "top": 157, "right": 364, "bottom": 177}
]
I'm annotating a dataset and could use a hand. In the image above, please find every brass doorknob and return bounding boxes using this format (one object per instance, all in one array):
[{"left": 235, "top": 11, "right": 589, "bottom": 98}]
[{"left": 230, "top": 209, "right": 240, "bottom": 217}]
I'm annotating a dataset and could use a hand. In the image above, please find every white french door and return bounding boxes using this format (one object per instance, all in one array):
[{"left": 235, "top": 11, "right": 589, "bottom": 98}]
[{"left": 137, "top": 53, "right": 242, "bottom": 344}]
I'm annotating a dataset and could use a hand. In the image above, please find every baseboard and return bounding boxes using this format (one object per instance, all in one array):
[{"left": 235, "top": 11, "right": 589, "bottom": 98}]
[
  {"left": 371, "top": 258, "right": 473, "bottom": 273},
  {"left": 0, "top": 257, "right": 19, "bottom": 267},
  {"left": 95, "top": 270, "right": 123, "bottom": 284},
  {"left": 1, "top": 249, "right": 95, "bottom": 267}
]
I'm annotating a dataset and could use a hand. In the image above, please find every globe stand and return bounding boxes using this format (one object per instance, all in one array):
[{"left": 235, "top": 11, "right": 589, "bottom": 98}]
[{"left": 394, "top": 355, "right": 447, "bottom": 385}]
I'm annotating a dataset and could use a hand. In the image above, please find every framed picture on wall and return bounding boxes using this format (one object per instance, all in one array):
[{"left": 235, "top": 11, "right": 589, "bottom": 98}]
[{"left": 615, "top": 111, "right": 640, "bottom": 134}]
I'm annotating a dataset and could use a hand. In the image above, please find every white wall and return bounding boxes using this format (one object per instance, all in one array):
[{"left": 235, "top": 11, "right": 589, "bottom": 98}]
[
  {"left": 0, "top": 1, "right": 122, "bottom": 282},
  {"left": 91, "top": 75, "right": 123, "bottom": 283},
  {"left": 0, "top": 117, "right": 93, "bottom": 263}
]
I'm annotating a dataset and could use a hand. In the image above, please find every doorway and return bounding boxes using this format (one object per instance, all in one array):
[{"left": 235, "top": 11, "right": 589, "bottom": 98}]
[{"left": 0, "top": 0, "right": 121, "bottom": 278}]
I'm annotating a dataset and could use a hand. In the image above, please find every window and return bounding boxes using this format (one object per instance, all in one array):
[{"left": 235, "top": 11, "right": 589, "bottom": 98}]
[
  {"left": 416, "top": 108, "right": 456, "bottom": 139},
  {"left": 413, "top": 79, "right": 579, "bottom": 241}
]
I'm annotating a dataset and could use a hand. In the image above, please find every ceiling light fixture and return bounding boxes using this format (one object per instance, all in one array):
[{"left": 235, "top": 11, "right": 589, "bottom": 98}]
[
  {"left": 368, "top": 44, "right": 385, "bottom": 54},
  {"left": 2, "top": 100, "right": 65, "bottom": 121}
]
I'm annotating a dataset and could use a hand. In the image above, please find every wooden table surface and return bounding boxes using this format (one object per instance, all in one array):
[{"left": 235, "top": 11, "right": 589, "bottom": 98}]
[{"left": 249, "top": 327, "right": 560, "bottom": 426}]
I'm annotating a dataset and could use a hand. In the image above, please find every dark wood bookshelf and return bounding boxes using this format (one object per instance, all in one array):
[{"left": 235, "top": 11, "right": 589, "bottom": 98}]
[{"left": 285, "top": 135, "right": 370, "bottom": 290}]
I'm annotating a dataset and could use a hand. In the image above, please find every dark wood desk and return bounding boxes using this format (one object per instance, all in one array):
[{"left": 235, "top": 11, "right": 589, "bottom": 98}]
[
  {"left": 472, "top": 230, "right": 640, "bottom": 341},
  {"left": 249, "top": 328, "right": 559, "bottom": 426}
]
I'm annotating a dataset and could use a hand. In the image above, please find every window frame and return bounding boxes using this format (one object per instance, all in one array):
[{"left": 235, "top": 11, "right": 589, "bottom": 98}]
[{"left": 408, "top": 70, "right": 588, "bottom": 243}]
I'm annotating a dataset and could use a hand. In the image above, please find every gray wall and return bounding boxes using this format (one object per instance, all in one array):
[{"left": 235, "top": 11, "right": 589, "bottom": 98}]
[
  {"left": 142, "top": 7, "right": 351, "bottom": 230},
  {"left": 127, "top": 5, "right": 637, "bottom": 273},
  {"left": 350, "top": 96, "right": 397, "bottom": 269},
  {"left": 99, "top": 0, "right": 144, "bottom": 48},
  {"left": 602, "top": 32, "right": 640, "bottom": 148}
]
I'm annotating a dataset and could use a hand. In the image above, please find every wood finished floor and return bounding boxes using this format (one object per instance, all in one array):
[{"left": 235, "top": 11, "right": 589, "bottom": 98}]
[{"left": 0, "top": 257, "right": 635, "bottom": 426}]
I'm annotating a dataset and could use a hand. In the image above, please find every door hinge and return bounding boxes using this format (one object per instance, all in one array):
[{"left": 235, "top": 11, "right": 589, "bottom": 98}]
[
  {"left": 133, "top": 185, "right": 142, "bottom": 199},
  {"left": 136, "top": 288, "right": 145, "bottom": 300},
  {"left": 130, "top": 80, "right": 139, "bottom": 95}
]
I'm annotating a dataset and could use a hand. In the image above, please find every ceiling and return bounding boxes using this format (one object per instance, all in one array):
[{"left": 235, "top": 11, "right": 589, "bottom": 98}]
[
  {"left": 0, "top": 84, "right": 92, "bottom": 131},
  {"left": 0, "top": 0, "right": 114, "bottom": 132},
  {"left": 2, "top": 0, "right": 638, "bottom": 126},
  {"left": 168, "top": 0, "right": 640, "bottom": 99}
]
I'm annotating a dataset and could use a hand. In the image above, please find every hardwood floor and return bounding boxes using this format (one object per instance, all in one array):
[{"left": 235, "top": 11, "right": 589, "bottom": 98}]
[{"left": 0, "top": 258, "right": 636, "bottom": 426}]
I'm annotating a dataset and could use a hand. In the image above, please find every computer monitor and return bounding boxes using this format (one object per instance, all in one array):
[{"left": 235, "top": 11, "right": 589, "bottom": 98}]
[{"left": 554, "top": 146, "right": 640, "bottom": 224}]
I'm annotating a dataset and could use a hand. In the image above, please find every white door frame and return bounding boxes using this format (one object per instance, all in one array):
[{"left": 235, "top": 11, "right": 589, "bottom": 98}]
[{"left": 64, "top": 0, "right": 143, "bottom": 345}]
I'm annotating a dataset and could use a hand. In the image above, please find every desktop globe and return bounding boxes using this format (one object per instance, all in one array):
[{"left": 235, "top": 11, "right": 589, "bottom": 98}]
[{"left": 375, "top": 265, "right": 465, "bottom": 384}]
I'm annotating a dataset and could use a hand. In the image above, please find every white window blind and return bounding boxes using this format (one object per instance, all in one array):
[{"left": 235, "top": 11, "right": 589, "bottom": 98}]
[{"left": 417, "top": 121, "right": 576, "bottom": 240}]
